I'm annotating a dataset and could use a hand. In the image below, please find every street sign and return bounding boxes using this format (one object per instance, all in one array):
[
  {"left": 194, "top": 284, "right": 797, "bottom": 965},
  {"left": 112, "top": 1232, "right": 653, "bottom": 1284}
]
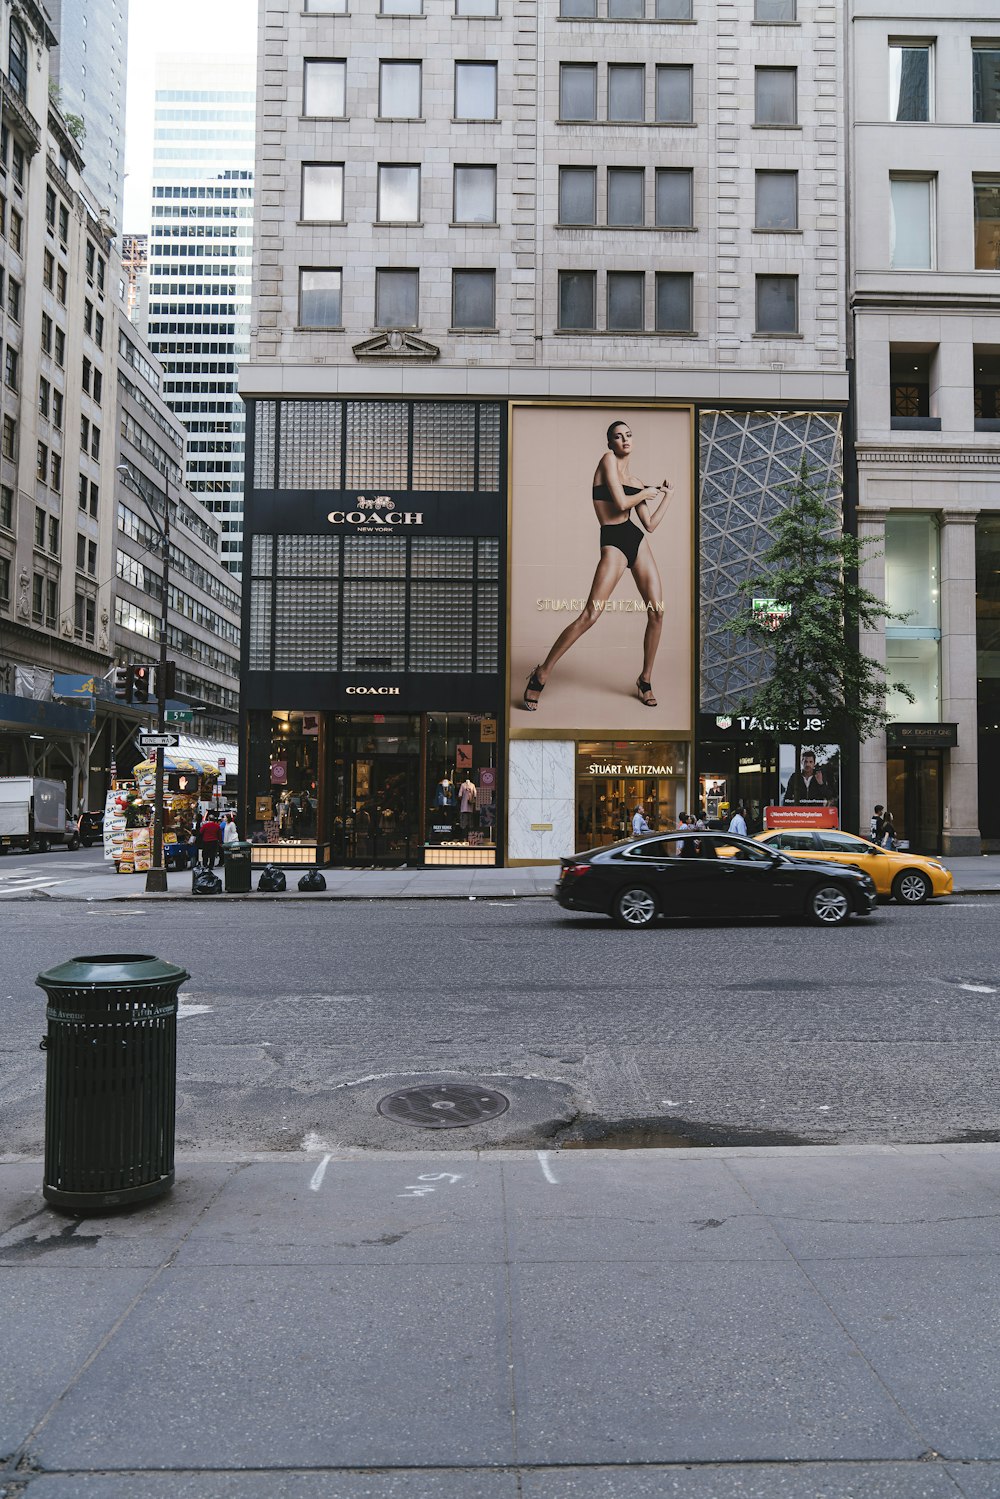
[
  {"left": 165, "top": 709, "right": 194, "bottom": 724},
  {"left": 217, "top": 757, "right": 226, "bottom": 770},
  {"left": 139, "top": 732, "right": 180, "bottom": 748}
]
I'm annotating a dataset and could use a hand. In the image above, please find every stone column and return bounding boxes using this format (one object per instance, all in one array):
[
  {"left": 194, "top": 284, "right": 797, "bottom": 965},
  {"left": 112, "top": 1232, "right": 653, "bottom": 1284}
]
[
  {"left": 857, "top": 505, "right": 888, "bottom": 831},
  {"left": 940, "top": 511, "right": 981, "bottom": 856}
]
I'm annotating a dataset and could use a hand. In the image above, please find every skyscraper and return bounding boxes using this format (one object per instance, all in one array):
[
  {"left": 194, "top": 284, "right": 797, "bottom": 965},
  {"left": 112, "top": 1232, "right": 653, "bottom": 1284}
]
[
  {"left": 48, "top": 0, "right": 128, "bottom": 234},
  {"left": 144, "top": 55, "right": 255, "bottom": 575}
]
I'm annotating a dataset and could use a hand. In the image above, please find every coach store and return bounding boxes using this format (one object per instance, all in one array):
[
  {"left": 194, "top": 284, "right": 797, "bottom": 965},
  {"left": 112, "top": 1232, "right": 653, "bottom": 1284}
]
[{"left": 240, "top": 398, "right": 504, "bottom": 866}]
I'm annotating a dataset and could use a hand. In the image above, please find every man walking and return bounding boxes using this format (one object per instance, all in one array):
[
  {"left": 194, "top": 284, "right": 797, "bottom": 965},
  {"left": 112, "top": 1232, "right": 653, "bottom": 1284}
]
[
  {"left": 199, "top": 812, "right": 223, "bottom": 869},
  {"left": 728, "top": 804, "right": 748, "bottom": 837},
  {"left": 870, "top": 804, "right": 886, "bottom": 845}
]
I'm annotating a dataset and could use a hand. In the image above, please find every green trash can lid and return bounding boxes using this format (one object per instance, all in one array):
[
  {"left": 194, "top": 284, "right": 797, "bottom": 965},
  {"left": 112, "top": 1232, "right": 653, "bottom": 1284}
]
[{"left": 36, "top": 954, "right": 191, "bottom": 990}]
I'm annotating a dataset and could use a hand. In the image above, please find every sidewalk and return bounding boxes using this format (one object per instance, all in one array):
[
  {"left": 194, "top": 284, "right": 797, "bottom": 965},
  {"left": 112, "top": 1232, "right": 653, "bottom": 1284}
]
[
  {"left": 2, "top": 854, "right": 1000, "bottom": 903},
  {"left": 3, "top": 1143, "right": 1000, "bottom": 1496}
]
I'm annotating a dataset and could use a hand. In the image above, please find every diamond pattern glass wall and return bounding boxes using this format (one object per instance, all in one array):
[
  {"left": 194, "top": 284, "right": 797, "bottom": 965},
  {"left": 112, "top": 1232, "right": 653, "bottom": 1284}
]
[{"left": 699, "top": 410, "right": 843, "bottom": 712}]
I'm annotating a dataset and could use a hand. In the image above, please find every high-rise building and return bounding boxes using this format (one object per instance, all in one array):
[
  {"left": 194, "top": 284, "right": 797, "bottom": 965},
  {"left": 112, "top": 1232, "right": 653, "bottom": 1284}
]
[
  {"left": 238, "top": 0, "right": 851, "bottom": 869},
  {"left": 144, "top": 55, "right": 255, "bottom": 576},
  {"left": 47, "top": 0, "right": 128, "bottom": 234},
  {"left": 120, "top": 232, "right": 148, "bottom": 327}
]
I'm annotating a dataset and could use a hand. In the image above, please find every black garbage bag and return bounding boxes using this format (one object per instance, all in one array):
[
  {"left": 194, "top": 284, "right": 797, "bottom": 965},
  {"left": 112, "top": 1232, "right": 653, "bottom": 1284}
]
[
  {"left": 297, "top": 870, "right": 327, "bottom": 892},
  {"left": 192, "top": 864, "right": 223, "bottom": 896},
  {"left": 257, "top": 865, "right": 286, "bottom": 893}
]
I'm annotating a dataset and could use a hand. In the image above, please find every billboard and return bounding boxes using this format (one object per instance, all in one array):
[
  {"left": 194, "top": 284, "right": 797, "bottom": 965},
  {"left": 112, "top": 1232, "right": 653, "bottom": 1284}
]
[{"left": 509, "top": 405, "right": 692, "bottom": 734}]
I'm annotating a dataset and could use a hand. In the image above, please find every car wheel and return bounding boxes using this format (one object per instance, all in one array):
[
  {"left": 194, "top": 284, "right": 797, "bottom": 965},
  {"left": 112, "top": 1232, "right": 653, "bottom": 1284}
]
[
  {"left": 67, "top": 835, "right": 80, "bottom": 851},
  {"left": 892, "top": 869, "right": 932, "bottom": 905},
  {"left": 807, "top": 883, "right": 851, "bottom": 926},
  {"left": 613, "top": 885, "right": 659, "bottom": 929},
  {"left": 29, "top": 836, "right": 49, "bottom": 855}
]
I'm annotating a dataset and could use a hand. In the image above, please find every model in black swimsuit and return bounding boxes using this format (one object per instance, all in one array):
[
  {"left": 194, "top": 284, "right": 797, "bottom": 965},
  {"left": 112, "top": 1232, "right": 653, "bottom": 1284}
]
[{"left": 594, "top": 483, "right": 644, "bottom": 569}]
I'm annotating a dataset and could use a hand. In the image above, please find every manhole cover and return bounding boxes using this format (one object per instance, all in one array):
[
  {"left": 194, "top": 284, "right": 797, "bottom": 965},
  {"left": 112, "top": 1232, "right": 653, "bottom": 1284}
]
[{"left": 377, "top": 1083, "right": 510, "bottom": 1129}]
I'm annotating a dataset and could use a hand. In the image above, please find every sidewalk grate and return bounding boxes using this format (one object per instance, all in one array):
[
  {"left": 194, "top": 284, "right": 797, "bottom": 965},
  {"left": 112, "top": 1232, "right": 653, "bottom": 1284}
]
[{"left": 377, "top": 1083, "right": 510, "bottom": 1129}]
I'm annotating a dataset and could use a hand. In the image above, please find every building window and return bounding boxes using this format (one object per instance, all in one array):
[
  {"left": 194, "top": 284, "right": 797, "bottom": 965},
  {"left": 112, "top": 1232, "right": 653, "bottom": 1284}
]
[
  {"left": 755, "top": 0, "right": 795, "bottom": 16},
  {"left": 889, "top": 42, "right": 930, "bottom": 122},
  {"left": 39, "top": 377, "right": 49, "bottom": 419},
  {"left": 78, "top": 474, "right": 88, "bottom": 511},
  {"left": 974, "top": 178, "right": 1000, "bottom": 269},
  {"left": 609, "top": 0, "right": 643, "bottom": 16},
  {"left": 454, "top": 165, "right": 496, "bottom": 223},
  {"left": 51, "top": 453, "right": 61, "bottom": 491},
  {"left": 455, "top": 0, "right": 499, "bottom": 14},
  {"left": 755, "top": 169, "right": 797, "bottom": 229},
  {"left": 4, "top": 346, "right": 17, "bottom": 391},
  {"left": 48, "top": 515, "right": 59, "bottom": 552},
  {"left": 608, "top": 64, "right": 644, "bottom": 122},
  {"left": 55, "top": 328, "right": 65, "bottom": 366},
  {"left": 655, "top": 168, "right": 693, "bottom": 227},
  {"left": 7, "top": 277, "right": 19, "bottom": 322},
  {"left": 379, "top": 60, "right": 421, "bottom": 118},
  {"left": 559, "top": 166, "right": 597, "bottom": 225},
  {"left": 58, "top": 204, "right": 69, "bottom": 243},
  {"left": 973, "top": 46, "right": 1000, "bottom": 123},
  {"left": 452, "top": 269, "right": 495, "bottom": 328},
  {"left": 560, "top": 0, "right": 596, "bottom": 14},
  {"left": 56, "top": 265, "right": 67, "bottom": 304},
  {"left": 2, "top": 415, "right": 15, "bottom": 459},
  {"left": 890, "top": 176, "right": 933, "bottom": 269},
  {"left": 36, "top": 443, "right": 48, "bottom": 482},
  {"left": 974, "top": 346, "right": 1000, "bottom": 425},
  {"left": 607, "top": 270, "right": 644, "bottom": 330},
  {"left": 560, "top": 63, "right": 597, "bottom": 121},
  {"left": 377, "top": 164, "right": 420, "bottom": 222},
  {"left": 0, "top": 555, "right": 8, "bottom": 609},
  {"left": 0, "top": 483, "right": 10, "bottom": 529},
  {"left": 890, "top": 346, "right": 935, "bottom": 422},
  {"left": 383, "top": 0, "right": 422, "bottom": 12},
  {"left": 375, "top": 268, "right": 419, "bottom": 327},
  {"left": 43, "top": 250, "right": 53, "bottom": 289},
  {"left": 45, "top": 186, "right": 56, "bottom": 231},
  {"left": 608, "top": 167, "right": 644, "bottom": 226},
  {"left": 298, "top": 268, "right": 343, "bottom": 327},
  {"left": 558, "top": 269, "right": 596, "bottom": 329},
  {"left": 656, "top": 0, "right": 693, "bottom": 15},
  {"left": 655, "top": 271, "right": 693, "bottom": 331},
  {"left": 304, "top": 59, "right": 347, "bottom": 117},
  {"left": 301, "top": 163, "right": 344, "bottom": 221},
  {"left": 655, "top": 65, "right": 693, "bottom": 123},
  {"left": 8, "top": 20, "right": 27, "bottom": 98},
  {"left": 34, "top": 507, "right": 45, "bottom": 547},
  {"left": 755, "top": 66, "right": 797, "bottom": 124},
  {"left": 305, "top": 0, "right": 348, "bottom": 10},
  {"left": 52, "top": 390, "right": 63, "bottom": 429},
  {"left": 9, "top": 208, "right": 21, "bottom": 252},
  {"left": 755, "top": 274, "right": 798, "bottom": 334},
  {"left": 455, "top": 61, "right": 497, "bottom": 120},
  {"left": 32, "top": 573, "right": 43, "bottom": 623}
]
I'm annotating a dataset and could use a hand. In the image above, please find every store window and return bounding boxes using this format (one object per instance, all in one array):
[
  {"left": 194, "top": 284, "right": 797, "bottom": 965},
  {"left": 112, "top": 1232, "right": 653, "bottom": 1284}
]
[
  {"left": 575, "top": 741, "right": 687, "bottom": 849},
  {"left": 247, "top": 711, "right": 323, "bottom": 859},
  {"left": 425, "top": 713, "right": 498, "bottom": 865},
  {"left": 885, "top": 512, "right": 940, "bottom": 721}
]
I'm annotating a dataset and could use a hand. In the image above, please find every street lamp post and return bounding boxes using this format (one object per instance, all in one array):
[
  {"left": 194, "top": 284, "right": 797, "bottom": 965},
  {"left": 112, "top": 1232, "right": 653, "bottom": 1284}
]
[{"left": 118, "top": 464, "right": 170, "bottom": 894}]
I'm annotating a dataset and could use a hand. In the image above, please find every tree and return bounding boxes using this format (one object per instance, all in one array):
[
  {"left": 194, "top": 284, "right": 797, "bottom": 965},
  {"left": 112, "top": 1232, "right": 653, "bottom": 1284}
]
[{"left": 730, "top": 460, "right": 913, "bottom": 774}]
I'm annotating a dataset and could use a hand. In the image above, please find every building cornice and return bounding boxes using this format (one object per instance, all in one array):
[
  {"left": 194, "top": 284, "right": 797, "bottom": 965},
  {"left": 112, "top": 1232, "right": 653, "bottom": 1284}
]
[
  {"left": 856, "top": 445, "right": 1000, "bottom": 467},
  {"left": 852, "top": 291, "right": 1000, "bottom": 315}
]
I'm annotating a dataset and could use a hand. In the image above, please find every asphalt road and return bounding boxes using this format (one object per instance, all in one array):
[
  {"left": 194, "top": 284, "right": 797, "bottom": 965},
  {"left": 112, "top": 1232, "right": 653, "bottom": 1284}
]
[{"left": 4, "top": 892, "right": 1000, "bottom": 1155}]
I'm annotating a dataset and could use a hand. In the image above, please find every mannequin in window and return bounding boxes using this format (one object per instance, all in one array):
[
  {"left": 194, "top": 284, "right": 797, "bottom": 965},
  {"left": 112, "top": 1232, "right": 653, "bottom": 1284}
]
[
  {"left": 435, "top": 776, "right": 455, "bottom": 808},
  {"left": 458, "top": 775, "right": 477, "bottom": 834}
]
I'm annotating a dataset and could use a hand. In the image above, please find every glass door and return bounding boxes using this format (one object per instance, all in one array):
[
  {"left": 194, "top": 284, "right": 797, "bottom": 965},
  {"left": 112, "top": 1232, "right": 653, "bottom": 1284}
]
[
  {"left": 330, "top": 715, "right": 421, "bottom": 865},
  {"left": 887, "top": 749, "right": 942, "bottom": 855}
]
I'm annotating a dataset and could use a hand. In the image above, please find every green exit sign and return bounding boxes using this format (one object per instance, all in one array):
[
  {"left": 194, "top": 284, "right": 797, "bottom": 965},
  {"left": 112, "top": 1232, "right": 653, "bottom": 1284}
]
[{"left": 165, "top": 710, "right": 194, "bottom": 724}]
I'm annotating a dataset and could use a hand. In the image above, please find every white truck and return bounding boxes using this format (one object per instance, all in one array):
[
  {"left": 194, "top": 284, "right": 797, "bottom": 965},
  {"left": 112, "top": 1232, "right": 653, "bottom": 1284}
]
[{"left": 0, "top": 777, "right": 78, "bottom": 853}]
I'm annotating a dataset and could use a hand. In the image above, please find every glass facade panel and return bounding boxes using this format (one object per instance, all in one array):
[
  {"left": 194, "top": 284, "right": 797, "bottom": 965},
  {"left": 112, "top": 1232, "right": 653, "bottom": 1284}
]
[
  {"left": 889, "top": 44, "right": 930, "bottom": 122},
  {"left": 426, "top": 714, "right": 498, "bottom": 861},
  {"left": 576, "top": 741, "right": 688, "bottom": 850},
  {"left": 885, "top": 513, "right": 939, "bottom": 628},
  {"left": 973, "top": 48, "right": 1000, "bottom": 123},
  {"left": 247, "top": 711, "right": 322, "bottom": 849},
  {"left": 886, "top": 638, "right": 939, "bottom": 721},
  {"left": 974, "top": 179, "right": 1000, "bottom": 270}
]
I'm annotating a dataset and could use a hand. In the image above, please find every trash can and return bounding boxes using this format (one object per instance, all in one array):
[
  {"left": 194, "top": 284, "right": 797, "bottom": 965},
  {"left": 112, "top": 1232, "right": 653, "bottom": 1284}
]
[
  {"left": 36, "top": 954, "right": 189, "bottom": 1214},
  {"left": 223, "top": 840, "right": 253, "bottom": 894}
]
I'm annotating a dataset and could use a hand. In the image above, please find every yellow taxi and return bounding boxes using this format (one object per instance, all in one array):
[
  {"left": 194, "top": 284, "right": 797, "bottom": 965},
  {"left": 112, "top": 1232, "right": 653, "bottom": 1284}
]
[{"left": 754, "top": 828, "right": 953, "bottom": 904}]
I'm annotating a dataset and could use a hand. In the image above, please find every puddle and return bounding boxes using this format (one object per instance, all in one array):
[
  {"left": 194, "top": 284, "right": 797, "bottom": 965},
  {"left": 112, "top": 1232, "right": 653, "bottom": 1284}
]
[{"left": 560, "top": 1115, "right": 819, "bottom": 1150}]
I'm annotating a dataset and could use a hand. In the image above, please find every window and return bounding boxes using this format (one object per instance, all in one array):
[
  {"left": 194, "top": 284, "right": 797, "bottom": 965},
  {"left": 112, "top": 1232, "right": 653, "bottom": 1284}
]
[
  {"left": 4, "top": 346, "right": 17, "bottom": 390},
  {"left": 608, "top": 64, "right": 644, "bottom": 122},
  {"left": 379, "top": 61, "right": 421, "bottom": 117},
  {"left": 298, "top": 268, "right": 342, "bottom": 327},
  {"left": 383, "top": 0, "right": 422, "bottom": 13},
  {"left": 655, "top": 168, "right": 693, "bottom": 227},
  {"left": 76, "top": 533, "right": 86, "bottom": 571},
  {"left": 36, "top": 443, "right": 48, "bottom": 482},
  {"left": 45, "top": 186, "right": 56, "bottom": 230},
  {"left": 43, "top": 250, "right": 53, "bottom": 289},
  {"left": 93, "top": 371, "right": 102, "bottom": 405},
  {"left": 52, "top": 390, "right": 63, "bottom": 429},
  {"left": 34, "top": 507, "right": 45, "bottom": 547},
  {"left": 47, "top": 578, "right": 57, "bottom": 629},
  {"left": 48, "top": 515, "right": 59, "bottom": 551},
  {"left": 39, "top": 377, "right": 49, "bottom": 419},
  {"left": 305, "top": 0, "right": 348, "bottom": 10},
  {"left": 607, "top": 271, "right": 644, "bottom": 330},
  {"left": 58, "top": 203, "right": 69, "bottom": 243},
  {"left": 454, "top": 165, "right": 496, "bottom": 223},
  {"left": 377, "top": 164, "right": 420, "bottom": 222},
  {"left": 304, "top": 59, "right": 346, "bottom": 116},
  {"left": 301, "top": 163, "right": 344, "bottom": 221},
  {"left": 558, "top": 166, "right": 597, "bottom": 225},
  {"left": 81, "top": 416, "right": 90, "bottom": 451},
  {"left": 50, "top": 453, "right": 61, "bottom": 491},
  {"left": 974, "top": 346, "right": 1000, "bottom": 425},
  {"left": 890, "top": 346, "right": 934, "bottom": 422},
  {"left": 655, "top": 271, "right": 693, "bottom": 331},
  {"left": 0, "top": 484, "right": 10, "bottom": 529},
  {"left": 755, "top": 67, "right": 797, "bottom": 124},
  {"left": 755, "top": 274, "right": 798, "bottom": 333},
  {"left": 82, "top": 357, "right": 91, "bottom": 394},
  {"left": 8, "top": 19, "right": 27, "bottom": 98},
  {"left": 456, "top": 0, "right": 499, "bottom": 14},
  {"left": 890, "top": 176, "right": 933, "bottom": 269},
  {"left": 755, "top": 0, "right": 795, "bottom": 16},
  {"left": 376, "top": 268, "right": 419, "bottom": 327},
  {"left": 973, "top": 47, "right": 1000, "bottom": 123},
  {"left": 656, "top": 0, "right": 693, "bottom": 15},
  {"left": 608, "top": 167, "right": 644, "bottom": 226},
  {"left": 655, "top": 65, "right": 693, "bottom": 123},
  {"left": 88, "top": 539, "right": 97, "bottom": 575},
  {"left": 889, "top": 42, "right": 930, "bottom": 122},
  {"left": 85, "top": 242, "right": 95, "bottom": 281},
  {"left": 10, "top": 141, "right": 23, "bottom": 187},
  {"left": 84, "top": 300, "right": 93, "bottom": 336},
  {"left": 560, "top": 64, "right": 597, "bottom": 121},
  {"left": 89, "top": 482, "right": 98, "bottom": 517},
  {"left": 452, "top": 269, "right": 495, "bottom": 328},
  {"left": 7, "top": 277, "right": 19, "bottom": 321},
  {"left": 32, "top": 573, "right": 42, "bottom": 623},
  {"left": 755, "top": 170, "right": 798, "bottom": 230},
  {"left": 558, "top": 270, "right": 596, "bottom": 329},
  {"left": 609, "top": 0, "right": 643, "bottom": 16},
  {"left": 78, "top": 474, "right": 88, "bottom": 511},
  {"left": 2, "top": 415, "right": 15, "bottom": 459},
  {"left": 455, "top": 62, "right": 497, "bottom": 119},
  {"left": 90, "top": 426, "right": 100, "bottom": 461},
  {"left": 56, "top": 266, "right": 67, "bottom": 304},
  {"left": 561, "top": 0, "right": 596, "bottom": 12},
  {"left": 95, "top": 313, "right": 104, "bottom": 349},
  {"left": 54, "top": 328, "right": 65, "bottom": 366},
  {"left": 9, "top": 209, "right": 21, "bottom": 252},
  {"left": 41, "top": 313, "right": 52, "bottom": 354},
  {"left": 0, "top": 555, "right": 8, "bottom": 608},
  {"left": 974, "top": 178, "right": 1000, "bottom": 269}
]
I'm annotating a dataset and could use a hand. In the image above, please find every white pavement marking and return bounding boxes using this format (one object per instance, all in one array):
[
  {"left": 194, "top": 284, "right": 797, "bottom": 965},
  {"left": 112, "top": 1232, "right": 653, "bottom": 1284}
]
[
  {"left": 958, "top": 983, "right": 998, "bottom": 994},
  {"left": 177, "top": 1003, "right": 213, "bottom": 1018},
  {"left": 536, "top": 1150, "right": 559, "bottom": 1185},
  {"left": 309, "top": 1154, "right": 332, "bottom": 1192},
  {"left": 302, "top": 1130, "right": 335, "bottom": 1153}
]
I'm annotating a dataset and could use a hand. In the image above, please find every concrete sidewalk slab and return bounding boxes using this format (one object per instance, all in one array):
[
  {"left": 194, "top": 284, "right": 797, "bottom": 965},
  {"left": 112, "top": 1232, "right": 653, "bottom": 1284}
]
[{"left": 5, "top": 1145, "right": 1000, "bottom": 1495}]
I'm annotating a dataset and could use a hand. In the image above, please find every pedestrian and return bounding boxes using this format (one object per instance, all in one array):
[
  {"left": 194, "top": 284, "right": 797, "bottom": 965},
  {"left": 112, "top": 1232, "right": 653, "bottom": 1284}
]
[
  {"left": 870, "top": 803, "right": 886, "bottom": 846},
  {"left": 728, "top": 804, "right": 748, "bottom": 837},
  {"left": 199, "top": 811, "right": 223, "bottom": 869},
  {"left": 880, "top": 808, "right": 897, "bottom": 850},
  {"left": 632, "top": 803, "right": 652, "bottom": 836},
  {"left": 223, "top": 812, "right": 240, "bottom": 846}
]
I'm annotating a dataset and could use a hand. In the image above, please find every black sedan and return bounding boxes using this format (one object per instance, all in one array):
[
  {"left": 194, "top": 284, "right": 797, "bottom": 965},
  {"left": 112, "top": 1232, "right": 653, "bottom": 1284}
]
[{"left": 556, "top": 831, "right": 878, "bottom": 928}]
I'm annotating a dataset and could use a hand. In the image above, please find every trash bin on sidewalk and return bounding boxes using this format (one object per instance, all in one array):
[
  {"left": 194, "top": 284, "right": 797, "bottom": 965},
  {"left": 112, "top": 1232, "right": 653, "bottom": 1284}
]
[
  {"left": 223, "top": 840, "right": 253, "bottom": 894},
  {"left": 36, "top": 953, "right": 189, "bottom": 1214}
]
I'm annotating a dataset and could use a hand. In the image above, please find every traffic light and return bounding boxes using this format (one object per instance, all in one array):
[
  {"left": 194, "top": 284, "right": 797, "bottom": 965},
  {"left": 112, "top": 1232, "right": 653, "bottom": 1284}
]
[
  {"left": 132, "top": 664, "right": 153, "bottom": 705},
  {"left": 113, "top": 665, "right": 134, "bottom": 703},
  {"left": 155, "top": 661, "right": 176, "bottom": 700}
]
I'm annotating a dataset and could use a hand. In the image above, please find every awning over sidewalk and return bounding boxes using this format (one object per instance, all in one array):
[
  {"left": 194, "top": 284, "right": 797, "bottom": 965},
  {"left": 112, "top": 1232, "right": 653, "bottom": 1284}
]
[{"left": 132, "top": 736, "right": 239, "bottom": 780}]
